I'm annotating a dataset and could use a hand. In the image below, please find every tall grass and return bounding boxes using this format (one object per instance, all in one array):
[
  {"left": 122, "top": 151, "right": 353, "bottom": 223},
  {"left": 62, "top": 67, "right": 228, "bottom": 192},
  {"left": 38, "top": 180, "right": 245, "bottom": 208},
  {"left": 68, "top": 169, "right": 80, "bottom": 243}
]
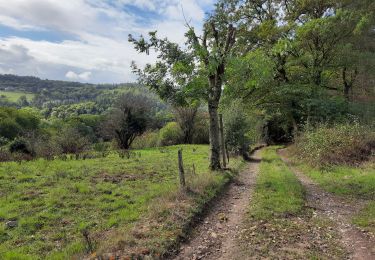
[{"left": 294, "top": 123, "right": 375, "bottom": 167}]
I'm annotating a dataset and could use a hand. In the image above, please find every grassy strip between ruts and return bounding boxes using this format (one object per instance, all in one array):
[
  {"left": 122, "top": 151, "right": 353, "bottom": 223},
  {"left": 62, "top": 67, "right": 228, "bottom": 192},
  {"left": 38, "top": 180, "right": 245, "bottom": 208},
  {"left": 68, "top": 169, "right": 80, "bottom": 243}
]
[
  {"left": 289, "top": 153, "right": 375, "bottom": 234},
  {"left": 238, "top": 146, "right": 347, "bottom": 259},
  {"left": 0, "top": 145, "right": 245, "bottom": 259}
]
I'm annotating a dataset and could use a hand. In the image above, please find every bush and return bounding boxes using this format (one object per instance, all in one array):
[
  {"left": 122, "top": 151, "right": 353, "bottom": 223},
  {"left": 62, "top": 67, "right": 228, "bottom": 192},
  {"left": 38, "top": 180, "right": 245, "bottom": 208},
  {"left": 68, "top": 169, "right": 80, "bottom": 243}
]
[
  {"left": 158, "top": 122, "right": 182, "bottom": 146},
  {"left": 294, "top": 123, "right": 375, "bottom": 166},
  {"left": 0, "top": 148, "right": 12, "bottom": 162},
  {"left": 222, "top": 101, "right": 258, "bottom": 156},
  {"left": 54, "top": 127, "right": 89, "bottom": 154},
  {"left": 34, "top": 139, "right": 62, "bottom": 160},
  {"left": 9, "top": 139, "right": 31, "bottom": 155},
  {"left": 192, "top": 114, "right": 210, "bottom": 144},
  {"left": 131, "top": 131, "right": 159, "bottom": 149}
]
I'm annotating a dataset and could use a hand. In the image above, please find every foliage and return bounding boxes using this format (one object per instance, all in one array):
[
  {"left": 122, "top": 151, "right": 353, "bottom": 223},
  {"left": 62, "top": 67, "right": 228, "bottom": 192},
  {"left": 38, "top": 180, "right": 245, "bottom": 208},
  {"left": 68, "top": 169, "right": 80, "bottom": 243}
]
[
  {"left": 192, "top": 112, "right": 210, "bottom": 145},
  {"left": 102, "top": 92, "right": 155, "bottom": 150},
  {"left": 222, "top": 100, "right": 252, "bottom": 155},
  {"left": 131, "top": 131, "right": 160, "bottom": 149},
  {"left": 0, "top": 107, "right": 40, "bottom": 140},
  {"left": 174, "top": 106, "right": 198, "bottom": 144},
  {"left": 9, "top": 139, "right": 31, "bottom": 155},
  {"left": 130, "top": 0, "right": 241, "bottom": 170},
  {"left": 294, "top": 123, "right": 375, "bottom": 166},
  {"left": 158, "top": 122, "right": 182, "bottom": 146},
  {"left": 54, "top": 127, "right": 89, "bottom": 154}
]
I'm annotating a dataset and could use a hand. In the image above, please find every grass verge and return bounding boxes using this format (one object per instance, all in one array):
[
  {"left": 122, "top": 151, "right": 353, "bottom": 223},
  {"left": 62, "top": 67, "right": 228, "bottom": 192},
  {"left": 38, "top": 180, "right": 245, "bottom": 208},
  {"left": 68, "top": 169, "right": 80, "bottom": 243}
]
[
  {"left": 238, "top": 147, "right": 347, "bottom": 259},
  {"left": 0, "top": 145, "right": 245, "bottom": 259}
]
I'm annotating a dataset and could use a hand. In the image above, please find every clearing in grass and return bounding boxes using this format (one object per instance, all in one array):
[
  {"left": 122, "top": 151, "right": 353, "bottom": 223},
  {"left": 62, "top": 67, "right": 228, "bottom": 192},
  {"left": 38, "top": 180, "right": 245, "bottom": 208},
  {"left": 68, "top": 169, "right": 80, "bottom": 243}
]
[{"left": 0, "top": 91, "right": 35, "bottom": 102}]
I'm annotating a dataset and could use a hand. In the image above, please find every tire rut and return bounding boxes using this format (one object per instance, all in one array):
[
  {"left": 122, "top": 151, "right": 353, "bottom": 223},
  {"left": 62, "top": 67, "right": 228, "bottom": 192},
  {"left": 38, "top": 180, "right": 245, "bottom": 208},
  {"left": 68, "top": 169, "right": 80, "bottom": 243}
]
[
  {"left": 173, "top": 149, "right": 262, "bottom": 260},
  {"left": 278, "top": 149, "right": 375, "bottom": 260}
]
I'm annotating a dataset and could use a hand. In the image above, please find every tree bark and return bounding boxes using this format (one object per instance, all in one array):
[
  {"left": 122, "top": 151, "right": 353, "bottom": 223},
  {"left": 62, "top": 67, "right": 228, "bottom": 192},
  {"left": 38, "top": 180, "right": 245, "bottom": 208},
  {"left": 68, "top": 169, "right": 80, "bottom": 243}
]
[
  {"left": 219, "top": 114, "right": 227, "bottom": 168},
  {"left": 342, "top": 67, "right": 357, "bottom": 102},
  {"left": 208, "top": 101, "right": 221, "bottom": 170}
]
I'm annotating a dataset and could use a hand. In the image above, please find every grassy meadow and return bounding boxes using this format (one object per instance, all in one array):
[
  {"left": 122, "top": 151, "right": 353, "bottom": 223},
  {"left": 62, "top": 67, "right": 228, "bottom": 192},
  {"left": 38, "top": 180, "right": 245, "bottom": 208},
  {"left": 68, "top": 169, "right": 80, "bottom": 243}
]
[
  {"left": 0, "top": 91, "right": 35, "bottom": 102},
  {"left": 0, "top": 145, "right": 244, "bottom": 259}
]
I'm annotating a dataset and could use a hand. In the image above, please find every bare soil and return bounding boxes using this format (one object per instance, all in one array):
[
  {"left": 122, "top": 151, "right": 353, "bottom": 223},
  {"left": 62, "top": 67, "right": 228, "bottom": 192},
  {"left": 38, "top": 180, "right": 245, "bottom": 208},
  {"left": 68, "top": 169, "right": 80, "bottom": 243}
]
[
  {"left": 173, "top": 150, "right": 262, "bottom": 260},
  {"left": 278, "top": 149, "right": 375, "bottom": 260}
]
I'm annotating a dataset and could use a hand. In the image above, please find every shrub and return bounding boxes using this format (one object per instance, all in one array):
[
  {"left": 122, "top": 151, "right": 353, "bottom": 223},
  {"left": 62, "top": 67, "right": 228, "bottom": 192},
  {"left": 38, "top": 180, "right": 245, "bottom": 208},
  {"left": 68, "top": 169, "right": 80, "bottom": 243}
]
[
  {"left": 34, "top": 139, "right": 62, "bottom": 160},
  {"left": 192, "top": 114, "right": 210, "bottom": 144},
  {"left": 131, "top": 131, "right": 159, "bottom": 149},
  {"left": 0, "top": 148, "right": 12, "bottom": 162},
  {"left": 294, "top": 123, "right": 375, "bottom": 166},
  {"left": 54, "top": 127, "right": 89, "bottom": 154},
  {"left": 223, "top": 101, "right": 253, "bottom": 156},
  {"left": 9, "top": 139, "right": 31, "bottom": 155},
  {"left": 158, "top": 122, "right": 182, "bottom": 146}
]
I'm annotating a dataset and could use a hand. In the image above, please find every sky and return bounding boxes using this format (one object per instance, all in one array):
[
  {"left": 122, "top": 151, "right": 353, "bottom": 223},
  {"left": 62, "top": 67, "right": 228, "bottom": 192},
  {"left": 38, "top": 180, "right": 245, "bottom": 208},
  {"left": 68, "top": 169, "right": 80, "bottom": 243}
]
[{"left": 0, "top": 0, "right": 214, "bottom": 83}]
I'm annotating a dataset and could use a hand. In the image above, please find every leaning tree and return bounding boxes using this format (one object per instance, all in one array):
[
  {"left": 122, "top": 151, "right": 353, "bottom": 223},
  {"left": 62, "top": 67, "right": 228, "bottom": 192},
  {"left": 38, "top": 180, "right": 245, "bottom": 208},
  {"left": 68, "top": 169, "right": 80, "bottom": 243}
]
[{"left": 129, "top": 0, "right": 240, "bottom": 170}]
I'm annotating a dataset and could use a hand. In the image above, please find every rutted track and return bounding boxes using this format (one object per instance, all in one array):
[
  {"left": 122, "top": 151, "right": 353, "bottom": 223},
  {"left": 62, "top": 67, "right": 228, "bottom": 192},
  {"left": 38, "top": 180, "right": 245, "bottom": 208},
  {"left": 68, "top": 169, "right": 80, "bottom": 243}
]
[
  {"left": 173, "top": 150, "right": 262, "bottom": 260},
  {"left": 279, "top": 149, "right": 375, "bottom": 260}
]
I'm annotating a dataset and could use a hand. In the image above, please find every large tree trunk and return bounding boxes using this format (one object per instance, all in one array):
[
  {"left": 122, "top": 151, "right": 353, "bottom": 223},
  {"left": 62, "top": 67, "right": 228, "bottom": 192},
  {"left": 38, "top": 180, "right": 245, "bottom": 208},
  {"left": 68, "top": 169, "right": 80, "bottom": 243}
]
[
  {"left": 208, "top": 74, "right": 222, "bottom": 170},
  {"left": 208, "top": 101, "right": 221, "bottom": 170}
]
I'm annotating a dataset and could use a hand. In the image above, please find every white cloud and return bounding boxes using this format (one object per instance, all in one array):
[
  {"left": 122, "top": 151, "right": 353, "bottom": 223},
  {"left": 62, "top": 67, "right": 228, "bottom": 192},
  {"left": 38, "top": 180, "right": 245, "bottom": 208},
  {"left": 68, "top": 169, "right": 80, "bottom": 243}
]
[
  {"left": 0, "top": 0, "right": 213, "bottom": 83},
  {"left": 65, "top": 71, "right": 92, "bottom": 81}
]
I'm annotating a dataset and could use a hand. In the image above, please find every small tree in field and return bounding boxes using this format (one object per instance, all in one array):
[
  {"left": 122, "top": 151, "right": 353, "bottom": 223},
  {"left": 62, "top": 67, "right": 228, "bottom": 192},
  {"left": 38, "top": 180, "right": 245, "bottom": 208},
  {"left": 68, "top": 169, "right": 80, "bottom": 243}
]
[
  {"left": 174, "top": 106, "right": 198, "bottom": 144},
  {"left": 129, "top": 0, "right": 239, "bottom": 170},
  {"left": 103, "top": 92, "right": 153, "bottom": 150}
]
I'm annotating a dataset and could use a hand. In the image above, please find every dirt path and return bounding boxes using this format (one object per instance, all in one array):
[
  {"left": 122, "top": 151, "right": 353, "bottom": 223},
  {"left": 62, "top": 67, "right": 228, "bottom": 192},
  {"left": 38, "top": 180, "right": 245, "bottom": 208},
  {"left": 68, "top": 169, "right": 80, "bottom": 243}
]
[
  {"left": 173, "top": 150, "right": 262, "bottom": 260},
  {"left": 278, "top": 149, "right": 375, "bottom": 260}
]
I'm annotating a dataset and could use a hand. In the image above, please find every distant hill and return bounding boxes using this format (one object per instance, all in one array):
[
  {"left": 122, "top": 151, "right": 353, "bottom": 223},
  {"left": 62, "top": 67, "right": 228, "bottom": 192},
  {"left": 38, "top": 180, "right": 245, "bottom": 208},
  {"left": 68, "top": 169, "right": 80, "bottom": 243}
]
[
  {"left": 0, "top": 74, "right": 169, "bottom": 119},
  {"left": 0, "top": 74, "right": 128, "bottom": 93},
  {"left": 0, "top": 74, "right": 140, "bottom": 107}
]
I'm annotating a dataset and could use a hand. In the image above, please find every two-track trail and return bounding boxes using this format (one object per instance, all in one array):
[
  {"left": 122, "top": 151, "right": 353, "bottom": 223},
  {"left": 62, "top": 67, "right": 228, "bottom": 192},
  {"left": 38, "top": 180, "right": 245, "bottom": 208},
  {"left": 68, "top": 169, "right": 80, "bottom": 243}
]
[
  {"left": 173, "top": 149, "right": 262, "bottom": 260},
  {"left": 278, "top": 149, "right": 375, "bottom": 260}
]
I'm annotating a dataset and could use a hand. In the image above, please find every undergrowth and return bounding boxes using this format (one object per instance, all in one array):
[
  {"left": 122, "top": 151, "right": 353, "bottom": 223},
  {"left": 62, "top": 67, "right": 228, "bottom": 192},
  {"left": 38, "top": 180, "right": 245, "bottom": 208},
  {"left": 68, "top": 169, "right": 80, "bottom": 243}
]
[{"left": 294, "top": 123, "right": 375, "bottom": 167}]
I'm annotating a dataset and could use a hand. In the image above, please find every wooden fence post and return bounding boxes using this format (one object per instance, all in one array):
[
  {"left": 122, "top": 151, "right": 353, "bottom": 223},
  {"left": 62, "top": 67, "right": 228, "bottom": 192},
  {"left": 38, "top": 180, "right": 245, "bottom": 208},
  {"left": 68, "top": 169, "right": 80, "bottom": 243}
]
[
  {"left": 219, "top": 114, "right": 227, "bottom": 168},
  {"left": 178, "top": 149, "right": 186, "bottom": 190}
]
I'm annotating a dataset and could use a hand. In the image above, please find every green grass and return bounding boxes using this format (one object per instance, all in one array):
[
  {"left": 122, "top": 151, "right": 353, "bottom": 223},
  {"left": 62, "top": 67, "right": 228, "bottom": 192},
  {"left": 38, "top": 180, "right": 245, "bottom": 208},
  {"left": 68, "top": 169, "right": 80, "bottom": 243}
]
[
  {"left": 295, "top": 160, "right": 375, "bottom": 233},
  {"left": 297, "top": 164, "right": 375, "bottom": 200},
  {"left": 0, "top": 91, "right": 35, "bottom": 102},
  {"left": 0, "top": 145, "right": 244, "bottom": 259},
  {"left": 250, "top": 146, "right": 305, "bottom": 219},
  {"left": 353, "top": 202, "right": 375, "bottom": 234}
]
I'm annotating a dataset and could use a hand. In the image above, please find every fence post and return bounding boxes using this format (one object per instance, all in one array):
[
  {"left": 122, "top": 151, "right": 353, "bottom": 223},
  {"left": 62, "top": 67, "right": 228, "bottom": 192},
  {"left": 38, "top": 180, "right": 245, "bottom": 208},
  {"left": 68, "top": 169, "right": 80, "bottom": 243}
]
[
  {"left": 219, "top": 114, "right": 227, "bottom": 168},
  {"left": 178, "top": 149, "right": 186, "bottom": 190}
]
